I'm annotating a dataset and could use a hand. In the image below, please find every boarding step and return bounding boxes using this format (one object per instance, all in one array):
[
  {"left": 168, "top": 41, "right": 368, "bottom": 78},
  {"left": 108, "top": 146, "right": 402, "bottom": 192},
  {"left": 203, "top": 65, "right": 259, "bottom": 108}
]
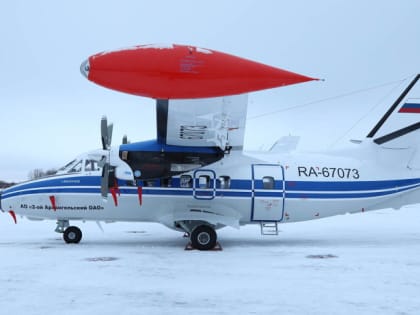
[{"left": 260, "top": 221, "right": 279, "bottom": 236}]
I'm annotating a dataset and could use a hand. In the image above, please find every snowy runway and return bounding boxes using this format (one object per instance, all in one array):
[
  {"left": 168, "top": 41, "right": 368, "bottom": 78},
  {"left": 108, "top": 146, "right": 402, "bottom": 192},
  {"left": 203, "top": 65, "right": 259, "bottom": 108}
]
[{"left": 1, "top": 207, "right": 420, "bottom": 315}]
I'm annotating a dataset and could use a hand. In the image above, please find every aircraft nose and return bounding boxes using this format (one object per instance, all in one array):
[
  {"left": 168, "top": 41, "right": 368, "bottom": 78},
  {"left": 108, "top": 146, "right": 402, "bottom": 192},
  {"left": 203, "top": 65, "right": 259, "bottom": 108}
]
[{"left": 80, "top": 59, "right": 90, "bottom": 79}]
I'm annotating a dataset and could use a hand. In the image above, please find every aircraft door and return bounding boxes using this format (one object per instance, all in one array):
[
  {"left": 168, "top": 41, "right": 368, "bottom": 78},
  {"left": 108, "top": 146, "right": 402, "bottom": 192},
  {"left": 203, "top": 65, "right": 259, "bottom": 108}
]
[
  {"left": 193, "top": 170, "right": 216, "bottom": 200},
  {"left": 251, "top": 164, "right": 285, "bottom": 221}
]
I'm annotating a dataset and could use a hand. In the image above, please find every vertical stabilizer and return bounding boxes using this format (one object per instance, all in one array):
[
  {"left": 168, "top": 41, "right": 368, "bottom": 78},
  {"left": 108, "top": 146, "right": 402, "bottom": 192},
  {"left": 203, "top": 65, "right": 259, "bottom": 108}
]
[
  {"left": 367, "top": 74, "right": 420, "bottom": 140},
  {"left": 367, "top": 74, "right": 420, "bottom": 169}
]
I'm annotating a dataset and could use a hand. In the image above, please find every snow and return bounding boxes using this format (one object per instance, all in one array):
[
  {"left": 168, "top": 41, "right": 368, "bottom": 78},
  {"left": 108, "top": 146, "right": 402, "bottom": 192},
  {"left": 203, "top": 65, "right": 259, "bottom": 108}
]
[
  {"left": 1, "top": 207, "right": 420, "bottom": 315},
  {"left": 137, "top": 43, "right": 175, "bottom": 50},
  {"left": 96, "top": 44, "right": 175, "bottom": 57},
  {"left": 196, "top": 47, "right": 213, "bottom": 54}
]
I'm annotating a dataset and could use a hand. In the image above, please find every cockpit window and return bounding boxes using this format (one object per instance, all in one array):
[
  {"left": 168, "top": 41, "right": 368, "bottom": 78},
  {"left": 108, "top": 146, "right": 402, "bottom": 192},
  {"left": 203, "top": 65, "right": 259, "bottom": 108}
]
[
  {"left": 58, "top": 159, "right": 77, "bottom": 172},
  {"left": 69, "top": 160, "right": 83, "bottom": 173},
  {"left": 85, "top": 159, "right": 100, "bottom": 172},
  {"left": 56, "top": 157, "right": 102, "bottom": 175}
]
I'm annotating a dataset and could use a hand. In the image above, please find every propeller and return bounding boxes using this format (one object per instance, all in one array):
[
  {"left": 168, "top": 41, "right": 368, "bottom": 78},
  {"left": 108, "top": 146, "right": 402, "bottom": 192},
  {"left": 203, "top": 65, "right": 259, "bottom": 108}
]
[
  {"left": 100, "top": 116, "right": 113, "bottom": 199},
  {"left": 99, "top": 116, "right": 133, "bottom": 204}
]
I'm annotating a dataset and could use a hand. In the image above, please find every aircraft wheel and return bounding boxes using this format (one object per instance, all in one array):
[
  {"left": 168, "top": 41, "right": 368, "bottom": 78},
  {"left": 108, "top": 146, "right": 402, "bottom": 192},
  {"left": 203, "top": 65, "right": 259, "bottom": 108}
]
[
  {"left": 63, "top": 226, "right": 83, "bottom": 244},
  {"left": 190, "top": 225, "right": 217, "bottom": 250}
]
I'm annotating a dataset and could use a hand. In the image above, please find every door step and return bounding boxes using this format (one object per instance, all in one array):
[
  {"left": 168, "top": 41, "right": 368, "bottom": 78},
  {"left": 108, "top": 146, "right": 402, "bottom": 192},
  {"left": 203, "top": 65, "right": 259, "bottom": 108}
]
[{"left": 260, "top": 221, "right": 279, "bottom": 236}]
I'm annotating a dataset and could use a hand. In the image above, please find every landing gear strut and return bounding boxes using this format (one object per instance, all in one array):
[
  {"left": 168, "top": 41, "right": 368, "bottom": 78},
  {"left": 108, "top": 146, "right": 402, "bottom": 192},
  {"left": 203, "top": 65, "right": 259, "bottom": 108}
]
[{"left": 55, "top": 220, "right": 69, "bottom": 233}]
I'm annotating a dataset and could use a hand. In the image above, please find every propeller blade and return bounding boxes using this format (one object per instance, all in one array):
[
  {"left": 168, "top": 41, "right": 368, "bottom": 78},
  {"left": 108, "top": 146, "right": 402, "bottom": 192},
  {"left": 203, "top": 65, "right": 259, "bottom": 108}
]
[
  {"left": 98, "top": 155, "right": 107, "bottom": 168},
  {"left": 100, "top": 116, "right": 115, "bottom": 200},
  {"left": 107, "top": 123, "right": 113, "bottom": 147},
  {"left": 101, "top": 116, "right": 108, "bottom": 150},
  {"left": 101, "top": 163, "right": 110, "bottom": 199}
]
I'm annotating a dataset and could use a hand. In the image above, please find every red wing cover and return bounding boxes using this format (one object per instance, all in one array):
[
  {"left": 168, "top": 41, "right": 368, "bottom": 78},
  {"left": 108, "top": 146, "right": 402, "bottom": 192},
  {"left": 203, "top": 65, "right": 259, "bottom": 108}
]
[{"left": 83, "top": 44, "right": 316, "bottom": 99}]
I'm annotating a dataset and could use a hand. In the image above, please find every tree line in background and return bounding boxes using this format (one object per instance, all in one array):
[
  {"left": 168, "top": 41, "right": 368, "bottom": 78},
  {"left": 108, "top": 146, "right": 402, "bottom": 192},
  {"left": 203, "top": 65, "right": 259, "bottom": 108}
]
[
  {"left": 28, "top": 168, "right": 57, "bottom": 180},
  {"left": 0, "top": 168, "right": 57, "bottom": 189},
  {"left": 0, "top": 180, "right": 16, "bottom": 189}
]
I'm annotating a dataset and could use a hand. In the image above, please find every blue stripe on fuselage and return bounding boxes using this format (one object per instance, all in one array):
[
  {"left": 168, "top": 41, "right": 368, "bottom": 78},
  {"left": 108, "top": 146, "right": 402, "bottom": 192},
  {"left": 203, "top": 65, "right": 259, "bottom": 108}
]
[
  {"left": 3, "top": 175, "right": 101, "bottom": 194},
  {"left": 285, "top": 178, "right": 420, "bottom": 191},
  {"left": 2, "top": 176, "right": 420, "bottom": 200}
]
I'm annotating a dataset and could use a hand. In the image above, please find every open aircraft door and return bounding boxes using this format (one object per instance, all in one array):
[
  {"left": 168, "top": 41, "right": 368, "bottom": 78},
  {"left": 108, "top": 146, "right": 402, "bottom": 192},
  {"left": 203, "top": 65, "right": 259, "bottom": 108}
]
[{"left": 251, "top": 164, "right": 285, "bottom": 221}]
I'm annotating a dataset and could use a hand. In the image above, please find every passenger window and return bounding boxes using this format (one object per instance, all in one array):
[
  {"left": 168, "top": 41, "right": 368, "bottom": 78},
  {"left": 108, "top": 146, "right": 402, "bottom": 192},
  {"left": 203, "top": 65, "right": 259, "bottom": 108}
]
[
  {"left": 143, "top": 180, "right": 156, "bottom": 187},
  {"left": 161, "top": 178, "right": 172, "bottom": 187},
  {"left": 199, "top": 175, "right": 210, "bottom": 188},
  {"left": 69, "top": 160, "right": 82, "bottom": 173},
  {"left": 180, "top": 175, "right": 192, "bottom": 188},
  {"left": 262, "top": 176, "right": 275, "bottom": 189},
  {"left": 217, "top": 176, "right": 231, "bottom": 189}
]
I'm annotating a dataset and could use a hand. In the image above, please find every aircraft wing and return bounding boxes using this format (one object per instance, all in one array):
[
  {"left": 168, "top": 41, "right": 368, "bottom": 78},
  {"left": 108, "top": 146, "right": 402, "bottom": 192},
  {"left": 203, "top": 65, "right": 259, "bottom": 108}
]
[{"left": 156, "top": 94, "right": 248, "bottom": 150}]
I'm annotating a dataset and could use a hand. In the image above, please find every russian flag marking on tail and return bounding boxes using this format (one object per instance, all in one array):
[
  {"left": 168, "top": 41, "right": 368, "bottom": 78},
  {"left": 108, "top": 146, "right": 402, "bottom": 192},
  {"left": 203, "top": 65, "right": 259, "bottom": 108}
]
[{"left": 399, "top": 103, "right": 420, "bottom": 113}]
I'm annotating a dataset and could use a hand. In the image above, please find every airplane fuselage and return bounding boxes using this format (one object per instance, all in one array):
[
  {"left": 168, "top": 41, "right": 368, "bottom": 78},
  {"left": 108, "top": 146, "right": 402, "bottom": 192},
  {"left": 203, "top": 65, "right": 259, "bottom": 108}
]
[{"left": 2, "top": 145, "right": 420, "bottom": 232}]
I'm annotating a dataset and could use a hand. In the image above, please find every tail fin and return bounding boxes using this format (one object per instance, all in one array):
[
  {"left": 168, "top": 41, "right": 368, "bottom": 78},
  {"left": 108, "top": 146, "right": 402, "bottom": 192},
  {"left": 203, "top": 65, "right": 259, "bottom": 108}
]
[
  {"left": 367, "top": 74, "right": 420, "bottom": 145},
  {"left": 367, "top": 74, "right": 420, "bottom": 168}
]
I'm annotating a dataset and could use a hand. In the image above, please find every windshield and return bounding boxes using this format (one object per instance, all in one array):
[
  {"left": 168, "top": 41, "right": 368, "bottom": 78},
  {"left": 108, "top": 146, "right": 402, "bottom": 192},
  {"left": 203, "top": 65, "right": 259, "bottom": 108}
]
[
  {"left": 57, "top": 159, "right": 78, "bottom": 172},
  {"left": 57, "top": 158, "right": 101, "bottom": 174}
]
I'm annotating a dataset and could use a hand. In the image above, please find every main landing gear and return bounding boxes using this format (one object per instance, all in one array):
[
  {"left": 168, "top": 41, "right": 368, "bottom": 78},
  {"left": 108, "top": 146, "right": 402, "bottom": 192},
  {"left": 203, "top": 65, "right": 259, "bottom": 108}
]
[
  {"left": 55, "top": 220, "right": 83, "bottom": 244},
  {"left": 190, "top": 225, "right": 217, "bottom": 250},
  {"left": 178, "top": 221, "right": 219, "bottom": 250}
]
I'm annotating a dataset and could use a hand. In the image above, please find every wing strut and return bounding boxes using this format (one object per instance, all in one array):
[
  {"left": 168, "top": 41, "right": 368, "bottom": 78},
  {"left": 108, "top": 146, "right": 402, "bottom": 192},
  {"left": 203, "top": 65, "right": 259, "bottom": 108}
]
[{"left": 156, "top": 99, "right": 169, "bottom": 144}]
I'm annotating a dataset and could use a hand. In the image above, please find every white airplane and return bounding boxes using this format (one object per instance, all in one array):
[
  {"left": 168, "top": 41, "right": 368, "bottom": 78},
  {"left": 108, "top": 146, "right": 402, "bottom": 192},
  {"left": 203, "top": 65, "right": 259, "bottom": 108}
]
[{"left": 1, "top": 46, "right": 420, "bottom": 250}]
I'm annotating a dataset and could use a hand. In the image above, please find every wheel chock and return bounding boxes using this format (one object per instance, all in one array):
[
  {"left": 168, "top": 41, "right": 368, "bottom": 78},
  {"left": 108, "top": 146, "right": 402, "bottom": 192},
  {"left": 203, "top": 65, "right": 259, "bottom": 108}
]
[{"left": 184, "top": 241, "right": 223, "bottom": 251}]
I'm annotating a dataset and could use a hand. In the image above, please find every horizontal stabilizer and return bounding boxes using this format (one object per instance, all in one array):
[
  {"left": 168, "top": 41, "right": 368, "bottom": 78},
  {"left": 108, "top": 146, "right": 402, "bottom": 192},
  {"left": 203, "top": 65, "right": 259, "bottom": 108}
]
[{"left": 374, "top": 122, "right": 420, "bottom": 146}]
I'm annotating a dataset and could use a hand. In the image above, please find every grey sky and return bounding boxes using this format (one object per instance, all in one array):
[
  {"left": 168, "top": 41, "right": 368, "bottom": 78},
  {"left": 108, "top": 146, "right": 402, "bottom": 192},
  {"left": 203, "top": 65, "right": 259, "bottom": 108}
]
[{"left": 1, "top": 0, "right": 420, "bottom": 181}]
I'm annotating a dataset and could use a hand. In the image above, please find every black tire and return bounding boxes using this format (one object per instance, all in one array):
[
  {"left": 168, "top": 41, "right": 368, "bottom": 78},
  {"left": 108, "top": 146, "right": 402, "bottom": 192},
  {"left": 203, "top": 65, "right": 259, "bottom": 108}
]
[
  {"left": 63, "top": 226, "right": 83, "bottom": 244},
  {"left": 190, "top": 225, "right": 217, "bottom": 250}
]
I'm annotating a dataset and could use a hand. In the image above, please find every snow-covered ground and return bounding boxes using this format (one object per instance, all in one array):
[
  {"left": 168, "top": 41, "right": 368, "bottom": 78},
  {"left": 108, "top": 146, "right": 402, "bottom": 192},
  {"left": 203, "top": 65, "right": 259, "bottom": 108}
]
[{"left": 1, "top": 207, "right": 420, "bottom": 315}]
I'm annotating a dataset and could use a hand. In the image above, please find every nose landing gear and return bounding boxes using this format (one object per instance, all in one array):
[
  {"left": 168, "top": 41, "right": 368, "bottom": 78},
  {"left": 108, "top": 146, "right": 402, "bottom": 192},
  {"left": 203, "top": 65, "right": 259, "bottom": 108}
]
[
  {"left": 55, "top": 220, "right": 83, "bottom": 244},
  {"left": 63, "top": 226, "right": 83, "bottom": 244}
]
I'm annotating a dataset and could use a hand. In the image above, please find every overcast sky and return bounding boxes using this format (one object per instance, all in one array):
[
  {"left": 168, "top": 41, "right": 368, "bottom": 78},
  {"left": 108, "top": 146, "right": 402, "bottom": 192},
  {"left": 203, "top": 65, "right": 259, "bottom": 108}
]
[{"left": 1, "top": 0, "right": 420, "bottom": 181}]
